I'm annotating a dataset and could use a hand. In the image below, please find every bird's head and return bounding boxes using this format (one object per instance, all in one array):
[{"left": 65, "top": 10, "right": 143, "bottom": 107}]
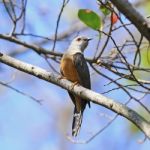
[{"left": 70, "top": 36, "right": 92, "bottom": 52}]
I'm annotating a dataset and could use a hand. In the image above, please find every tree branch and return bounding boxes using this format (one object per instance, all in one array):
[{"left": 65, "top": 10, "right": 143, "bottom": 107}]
[
  {"left": 0, "top": 34, "right": 62, "bottom": 57},
  {"left": 109, "top": 0, "right": 150, "bottom": 41},
  {"left": 0, "top": 52, "right": 150, "bottom": 138}
]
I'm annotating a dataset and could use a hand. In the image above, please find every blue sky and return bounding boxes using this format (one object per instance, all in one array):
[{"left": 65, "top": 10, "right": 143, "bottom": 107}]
[{"left": 0, "top": 0, "right": 150, "bottom": 150}]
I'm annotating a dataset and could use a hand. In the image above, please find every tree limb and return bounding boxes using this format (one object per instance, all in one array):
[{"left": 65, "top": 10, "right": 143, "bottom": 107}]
[
  {"left": 0, "top": 52, "right": 150, "bottom": 138},
  {"left": 0, "top": 34, "right": 62, "bottom": 56},
  {"left": 109, "top": 0, "right": 150, "bottom": 41}
]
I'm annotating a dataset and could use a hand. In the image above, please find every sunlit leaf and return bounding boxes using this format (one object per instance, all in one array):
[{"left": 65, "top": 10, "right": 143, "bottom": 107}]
[
  {"left": 100, "top": 5, "right": 110, "bottom": 16},
  {"left": 78, "top": 9, "right": 101, "bottom": 30},
  {"left": 141, "top": 48, "right": 150, "bottom": 67}
]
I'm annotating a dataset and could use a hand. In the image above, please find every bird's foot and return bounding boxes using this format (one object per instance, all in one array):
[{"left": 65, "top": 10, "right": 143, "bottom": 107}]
[
  {"left": 58, "top": 75, "right": 66, "bottom": 80},
  {"left": 71, "top": 81, "right": 79, "bottom": 90}
]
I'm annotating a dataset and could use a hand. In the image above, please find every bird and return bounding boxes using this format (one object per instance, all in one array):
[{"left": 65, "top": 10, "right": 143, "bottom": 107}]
[{"left": 60, "top": 36, "right": 91, "bottom": 137}]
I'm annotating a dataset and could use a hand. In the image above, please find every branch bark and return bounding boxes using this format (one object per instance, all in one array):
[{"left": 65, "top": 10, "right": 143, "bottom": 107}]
[
  {"left": 110, "top": 0, "right": 150, "bottom": 41},
  {"left": 0, "top": 34, "right": 62, "bottom": 57},
  {"left": 0, "top": 52, "right": 150, "bottom": 138}
]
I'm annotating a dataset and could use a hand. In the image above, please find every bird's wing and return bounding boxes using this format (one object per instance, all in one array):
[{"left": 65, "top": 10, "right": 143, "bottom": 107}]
[
  {"left": 73, "top": 52, "right": 91, "bottom": 89},
  {"left": 71, "top": 52, "right": 91, "bottom": 136},
  {"left": 73, "top": 52, "right": 91, "bottom": 108}
]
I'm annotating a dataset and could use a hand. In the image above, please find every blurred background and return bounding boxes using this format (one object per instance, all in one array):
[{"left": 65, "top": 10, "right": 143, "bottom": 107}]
[{"left": 0, "top": 0, "right": 150, "bottom": 150}]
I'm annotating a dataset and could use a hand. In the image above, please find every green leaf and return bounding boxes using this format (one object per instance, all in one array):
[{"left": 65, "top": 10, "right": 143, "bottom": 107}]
[
  {"left": 78, "top": 9, "right": 101, "bottom": 30},
  {"left": 141, "top": 48, "right": 150, "bottom": 67},
  {"left": 100, "top": 5, "right": 111, "bottom": 16}
]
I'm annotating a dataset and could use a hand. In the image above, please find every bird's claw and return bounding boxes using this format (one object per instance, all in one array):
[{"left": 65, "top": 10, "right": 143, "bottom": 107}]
[
  {"left": 71, "top": 81, "right": 79, "bottom": 90},
  {"left": 58, "top": 75, "right": 66, "bottom": 80}
]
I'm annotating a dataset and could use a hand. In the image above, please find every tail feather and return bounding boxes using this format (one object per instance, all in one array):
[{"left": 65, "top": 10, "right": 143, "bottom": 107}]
[{"left": 72, "top": 109, "right": 83, "bottom": 137}]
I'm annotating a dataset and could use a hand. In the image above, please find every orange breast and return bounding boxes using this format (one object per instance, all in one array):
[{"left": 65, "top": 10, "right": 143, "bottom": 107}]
[{"left": 60, "top": 55, "right": 80, "bottom": 82}]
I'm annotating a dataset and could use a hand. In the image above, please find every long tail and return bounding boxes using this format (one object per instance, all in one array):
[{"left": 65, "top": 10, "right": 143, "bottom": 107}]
[{"left": 72, "top": 109, "right": 83, "bottom": 137}]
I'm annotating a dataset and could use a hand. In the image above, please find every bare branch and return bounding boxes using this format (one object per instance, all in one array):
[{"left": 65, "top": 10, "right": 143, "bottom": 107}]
[
  {"left": 52, "top": 0, "right": 70, "bottom": 51},
  {"left": 0, "top": 52, "right": 150, "bottom": 139},
  {"left": 0, "top": 34, "right": 62, "bottom": 56},
  {"left": 0, "top": 80, "right": 42, "bottom": 104}
]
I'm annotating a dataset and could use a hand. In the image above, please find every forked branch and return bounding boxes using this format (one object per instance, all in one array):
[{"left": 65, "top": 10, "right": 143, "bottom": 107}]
[{"left": 0, "top": 52, "right": 150, "bottom": 139}]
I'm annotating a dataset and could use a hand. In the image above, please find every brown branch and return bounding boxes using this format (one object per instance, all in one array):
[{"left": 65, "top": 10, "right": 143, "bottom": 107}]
[
  {"left": 0, "top": 52, "right": 150, "bottom": 139},
  {"left": 109, "top": 0, "right": 150, "bottom": 41},
  {"left": 0, "top": 34, "right": 62, "bottom": 57},
  {"left": 1, "top": 33, "right": 149, "bottom": 86},
  {"left": 1, "top": 22, "right": 86, "bottom": 57}
]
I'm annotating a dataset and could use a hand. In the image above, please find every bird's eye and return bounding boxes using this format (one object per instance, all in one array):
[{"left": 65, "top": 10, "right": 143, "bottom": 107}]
[{"left": 77, "top": 38, "right": 81, "bottom": 41}]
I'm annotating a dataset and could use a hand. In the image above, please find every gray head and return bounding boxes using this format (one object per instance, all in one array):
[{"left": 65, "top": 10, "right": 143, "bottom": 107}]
[{"left": 69, "top": 36, "right": 92, "bottom": 52}]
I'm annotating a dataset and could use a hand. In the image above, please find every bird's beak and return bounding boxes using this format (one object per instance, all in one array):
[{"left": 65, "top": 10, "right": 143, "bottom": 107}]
[{"left": 87, "top": 38, "right": 92, "bottom": 41}]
